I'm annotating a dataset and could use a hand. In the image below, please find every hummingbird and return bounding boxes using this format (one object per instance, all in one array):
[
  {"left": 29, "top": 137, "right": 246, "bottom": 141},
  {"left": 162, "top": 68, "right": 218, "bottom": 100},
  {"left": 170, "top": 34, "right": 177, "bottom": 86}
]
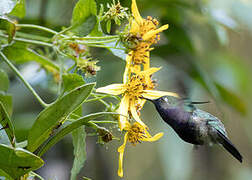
[{"left": 145, "top": 95, "right": 243, "bottom": 163}]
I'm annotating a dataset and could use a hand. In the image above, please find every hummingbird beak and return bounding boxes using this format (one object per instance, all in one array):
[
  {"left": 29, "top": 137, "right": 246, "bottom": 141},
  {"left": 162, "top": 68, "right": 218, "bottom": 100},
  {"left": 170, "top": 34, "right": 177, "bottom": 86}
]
[{"left": 140, "top": 96, "right": 155, "bottom": 102}]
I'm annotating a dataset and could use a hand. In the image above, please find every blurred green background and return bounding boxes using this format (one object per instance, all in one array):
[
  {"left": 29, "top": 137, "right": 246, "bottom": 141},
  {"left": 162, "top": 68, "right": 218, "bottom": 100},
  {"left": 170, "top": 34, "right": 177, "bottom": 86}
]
[{"left": 6, "top": 0, "right": 252, "bottom": 179}]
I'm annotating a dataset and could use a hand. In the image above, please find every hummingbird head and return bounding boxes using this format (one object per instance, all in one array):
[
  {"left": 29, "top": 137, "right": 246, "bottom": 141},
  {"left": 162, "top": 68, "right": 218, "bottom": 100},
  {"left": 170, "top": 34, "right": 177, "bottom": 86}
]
[
  {"left": 142, "top": 95, "right": 179, "bottom": 107},
  {"left": 143, "top": 96, "right": 182, "bottom": 123}
]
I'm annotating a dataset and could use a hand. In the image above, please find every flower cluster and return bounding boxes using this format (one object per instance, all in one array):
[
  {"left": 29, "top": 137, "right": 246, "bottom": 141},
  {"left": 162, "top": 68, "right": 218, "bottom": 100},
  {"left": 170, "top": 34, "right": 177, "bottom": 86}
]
[
  {"left": 97, "top": 0, "right": 178, "bottom": 177},
  {"left": 104, "top": 0, "right": 129, "bottom": 25}
]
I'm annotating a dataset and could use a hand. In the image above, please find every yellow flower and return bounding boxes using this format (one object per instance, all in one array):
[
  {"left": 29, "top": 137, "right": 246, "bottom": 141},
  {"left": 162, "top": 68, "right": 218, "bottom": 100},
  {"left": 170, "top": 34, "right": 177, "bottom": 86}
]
[
  {"left": 117, "top": 122, "right": 163, "bottom": 177},
  {"left": 131, "top": 0, "right": 168, "bottom": 42},
  {"left": 96, "top": 0, "right": 177, "bottom": 178},
  {"left": 126, "top": 0, "right": 169, "bottom": 70},
  {"left": 96, "top": 0, "right": 176, "bottom": 135},
  {"left": 96, "top": 68, "right": 178, "bottom": 130}
]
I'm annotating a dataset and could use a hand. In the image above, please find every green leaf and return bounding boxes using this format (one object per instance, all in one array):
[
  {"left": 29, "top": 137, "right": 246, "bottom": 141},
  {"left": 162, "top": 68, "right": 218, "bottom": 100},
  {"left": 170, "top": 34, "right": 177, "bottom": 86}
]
[
  {"left": 0, "top": 92, "right": 13, "bottom": 116},
  {"left": 0, "top": 69, "right": 9, "bottom": 92},
  {"left": 71, "top": 0, "right": 97, "bottom": 36},
  {"left": 89, "top": 18, "right": 103, "bottom": 36},
  {"left": 0, "top": 169, "right": 13, "bottom": 180},
  {"left": 0, "top": 144, "right": 44, "bottom": 179},
  {"left": 2, "top": 43, "right": 59, "bottom": 71},
  {"left": 62, "top": 73, "right": 85, "bottom": 94},
  {"left": 10, "top": 0, "right": 26, "bottom": 18},
  {"left": 73, "top": 15, "right": 97, "bottom": 36},
  {"left": 106, "top": 20, "right": 111, "bottom": 34},
  {"left": 0, "top": 93, "right": 13, "bottom": 146},
  {"left": 89, "top": 3, "right": 103, "bottom": 36},
  {"left": 71, "top": 0, "right": 97, "bottom": 26},
  {"left": 0, "top": 102, "right": 15, "bottom": 146},
  {"left": 0, "top": 0, "right": 16, "bottom": 16},
  {"left": 70, "top": 106, "right": 86, "bottom": 180},
  {"left": 37, "top": 112, "right": 117, "bottom": 157},
  {"left": 27, "top": 83, "right": 95, "bottom": 152},
  {"left": 71, "top": 126, "right": 86, "bottom": 180},
  {"left": 0, "top": 17, "right": 16, "bottom": 43}
]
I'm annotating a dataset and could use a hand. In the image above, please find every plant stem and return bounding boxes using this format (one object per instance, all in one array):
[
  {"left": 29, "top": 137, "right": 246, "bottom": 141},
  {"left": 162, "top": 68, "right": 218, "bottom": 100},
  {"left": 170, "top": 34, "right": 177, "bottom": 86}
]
[
  {"left": 30, "top": 171, "right": 45, "bottom": 180},
  {"left": 0, "top": 34, "right": 53, "bottom": 47},
  {"left": 84, "top": 44, "right": 126, "bottom": 50},
  {"left": 57, "top": 26, "right": 72, "bottom": 36},
  {"left": 14, "top": 37, "right": 53, "bottom": 47},
  {"left": 66, "top": 62, "right": 77, "bottom": 72},
  {"left": 75, "top": 39, "right": 117, "bottom": 45},
  {"left": 90, "top": 120, "right": 117, "bottom": 124},
  {"left": 85, "top": 95, "right": 110, "bottom": 103},
  {"left": 82, "top": 35, "right": 119, "bottom": 39},
  {"left": 0, "top": 52, "right": 49, "bottom": 108},
  {"left": 16, "top": 24, "right": 58, "bottom": 35},
  {"left": 91, "top": 93, "right": 110, "bottom": 107},
  {"left": 16, "top": 31, "right": 51, "bottom": 42},
  {"left": 62, "top": 35, "right": 119, "bottom": 41},
  {"left": 27, "top": 48, "right": 60, "bottom": 71},
  {"left": 92, "top": 92, "right": 121, "bottom": 101}
]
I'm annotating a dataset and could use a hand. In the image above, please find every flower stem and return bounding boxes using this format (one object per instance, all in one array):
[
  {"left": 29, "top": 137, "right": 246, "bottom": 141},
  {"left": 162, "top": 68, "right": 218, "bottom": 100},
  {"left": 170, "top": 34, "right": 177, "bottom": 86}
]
[
  {"left": 85, "top": 95, "right": 110, "bottom": 103},
  {"left": 75, "top": 38, "right": 118, "bottom": 44},
  {"left": 16, "top": 24, "right": 58, "bottom": 35},
  {"left": 62, "top": 35, "right": 119, "bottom": 41},
  {"left": 0, "top": 34, "right": 53, "bottom": 47},
  {"left": 91, "top": 93, "right": 110, "bottom": 107},
  {"left": 66, "top": 62, "right": 77, "bottom": 72},
  {"left": 16, "top": 31, "right": 51, "bottom": 42},
  {"left": 14, "top": 37, "right": 53, "bottom": 47},
  {"left": 85, "top": 44, "right": 126, "bottom": 50},
  {"left": 0, "top": 52, "right": 49, "bottom": 108},
  {"left": 30, "top": 171, "right": 44, "bottom": 180},
  {"left": 90, "top": 120, "right": 118, "bottom": 124}
]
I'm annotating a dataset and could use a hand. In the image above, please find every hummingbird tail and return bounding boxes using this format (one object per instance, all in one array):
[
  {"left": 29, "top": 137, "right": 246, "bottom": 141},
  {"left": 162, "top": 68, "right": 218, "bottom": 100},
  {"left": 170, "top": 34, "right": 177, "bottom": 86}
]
[{"left": 217, "top": 130, "right": 243, "bottom": 163}]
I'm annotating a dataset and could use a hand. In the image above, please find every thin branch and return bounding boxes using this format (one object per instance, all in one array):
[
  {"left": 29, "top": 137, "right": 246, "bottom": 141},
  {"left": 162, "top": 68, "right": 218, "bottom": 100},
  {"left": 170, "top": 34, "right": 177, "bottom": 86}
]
[{"left": 0, "top": 52, "right": 49, "bottom": 108}]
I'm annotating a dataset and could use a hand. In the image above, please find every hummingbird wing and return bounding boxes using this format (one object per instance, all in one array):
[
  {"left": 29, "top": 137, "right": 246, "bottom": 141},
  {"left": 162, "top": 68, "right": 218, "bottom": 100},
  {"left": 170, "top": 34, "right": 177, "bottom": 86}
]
[
  {"left": 191, "top": 109, "right": 226, "bottom": 133},
  {"left": 181, "top": 98, "right": 210, "bottom": 105},
  {"left": 207, "top": 118, "right": 227, "bottom": 137},
  {"left": 191, "top": 109, "right": 228, "bottom": 141},
  {"left": 180, "top": 99, "right": 196, "bottom": 113},
  {"left": 181, "top": 99, "right": 210, "bottom": 114}
]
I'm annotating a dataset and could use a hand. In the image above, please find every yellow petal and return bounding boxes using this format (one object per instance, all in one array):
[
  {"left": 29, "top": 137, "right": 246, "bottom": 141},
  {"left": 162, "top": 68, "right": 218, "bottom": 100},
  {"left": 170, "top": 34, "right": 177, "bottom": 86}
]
[
  {"left": 142, "top": 90, "right": 179, "bottom": 99},
  {"left": 142, "top": 24, "right": 169, "bottom": 41},
  {"left": 117, "top": 95, "right": 130, "bottom": 130},
  {"left": 130, "top": 20, "right": 140, "bottom": 34},
  {"left": 131, "top": 64, "right": 141, "bottom": 74},
  {"left": 143, "top": 51, "right": 150, "bottom": 70},
  {"left": 138, "top": 98, "right": 146, "bottom": 109},
  {"left": 139, "top": 67, "right": 161, "bottom": 76},
  {"left": 96, "top": 84, "right": 125, "bottom": 95},
  {"left": 130, "top": 99, "right": 147, "bottom": 128},
  {"left": 123, "top": 52, "right": 133, "bottom": 83},
  {"left": 142, "top": 132, "right": 164, "bottom": 142},
  {"left": 131, "top": 0, "right": 143, "bottom": 25},
  {"left": 118, "top": 132, "right": 128, "bottom": 178}
]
